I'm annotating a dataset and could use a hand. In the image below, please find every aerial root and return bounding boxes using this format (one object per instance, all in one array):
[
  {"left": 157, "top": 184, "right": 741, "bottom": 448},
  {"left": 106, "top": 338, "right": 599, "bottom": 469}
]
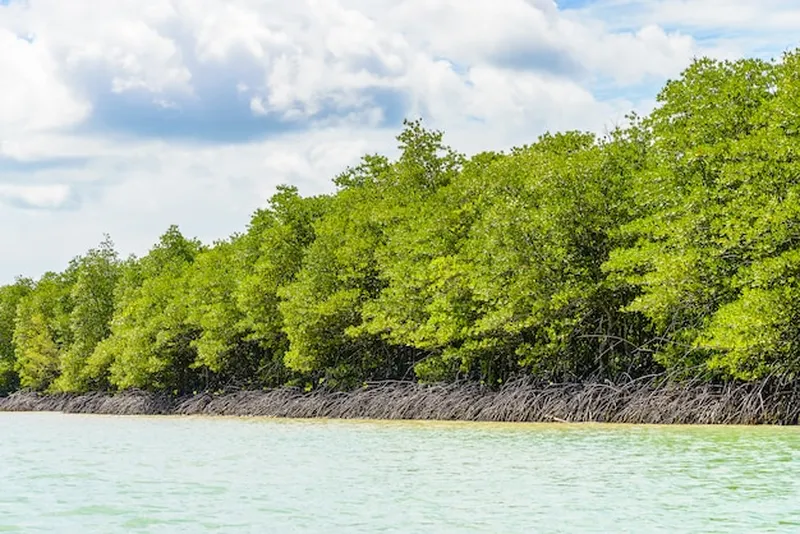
[{"left": 1, "top": 375, "right": 798, "bottom": 424}]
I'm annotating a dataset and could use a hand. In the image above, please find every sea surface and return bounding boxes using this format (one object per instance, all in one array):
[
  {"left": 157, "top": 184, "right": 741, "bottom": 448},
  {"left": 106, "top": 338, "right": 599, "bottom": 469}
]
[{"left": 1, "top": 413, "right": 799, "bottom": 533}]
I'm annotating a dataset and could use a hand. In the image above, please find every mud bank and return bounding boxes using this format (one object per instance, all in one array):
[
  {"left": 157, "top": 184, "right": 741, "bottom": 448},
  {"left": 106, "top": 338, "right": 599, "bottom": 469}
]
[{"left": 1, "top": 378, "right": 799, "bottom": 424}]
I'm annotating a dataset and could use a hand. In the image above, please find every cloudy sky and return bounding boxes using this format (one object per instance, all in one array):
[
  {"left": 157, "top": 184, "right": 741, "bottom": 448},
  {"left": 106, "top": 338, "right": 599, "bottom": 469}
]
[{"left": 1, "top": 0, "right": 798, "bottom": 283}]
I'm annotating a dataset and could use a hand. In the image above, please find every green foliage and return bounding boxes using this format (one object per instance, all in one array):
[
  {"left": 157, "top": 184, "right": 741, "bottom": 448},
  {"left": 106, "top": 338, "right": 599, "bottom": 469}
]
[
  {"left": 279, "top": 120, "right": 463, "bottom": 387},
  {"left": 13, "top": 271, "right": 76, "bottom": 391},
  {"left": 606, "top": 51, "right": 800, "bottom": 378},
  {"left": 233, "top": 186, "right": 330, "bottom": 386},
  {"left": 361, "top": 130, "right": 653, "bottom": 382},
  {"left": 54, "top": 236, "right": 121, "bottom": 392},
  {"left": 93, "top": 226, "right": 203, "bottom": 392},
  {"left": 278, "top": 179, "right": 392, "bottom": 384},
  {"left": 184, "top": 240, "right": 246, "bottom": 376},
  {"left": 0, "top": 278, "right": 33, "bottom": 393},
  {"left": 5, "top": 50, "right": 800, "bottom": 393}
]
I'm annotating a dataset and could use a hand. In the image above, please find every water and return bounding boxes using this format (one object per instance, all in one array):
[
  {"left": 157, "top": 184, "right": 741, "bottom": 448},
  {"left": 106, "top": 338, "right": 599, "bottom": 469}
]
[{"left": 1, "top": 414, "right": 799, "bottom": 533}]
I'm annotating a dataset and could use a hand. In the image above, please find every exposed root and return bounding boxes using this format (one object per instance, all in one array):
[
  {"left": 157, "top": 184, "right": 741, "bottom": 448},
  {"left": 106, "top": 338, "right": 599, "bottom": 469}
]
[{"left": 1, "top": 376, "right": 799, "bottom": 424}]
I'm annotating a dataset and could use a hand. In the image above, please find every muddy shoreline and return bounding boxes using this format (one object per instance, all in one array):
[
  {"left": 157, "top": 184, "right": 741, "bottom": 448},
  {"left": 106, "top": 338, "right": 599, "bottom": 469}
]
[{"left": 1, "top": 379, "right": 799, "bottom": 424}]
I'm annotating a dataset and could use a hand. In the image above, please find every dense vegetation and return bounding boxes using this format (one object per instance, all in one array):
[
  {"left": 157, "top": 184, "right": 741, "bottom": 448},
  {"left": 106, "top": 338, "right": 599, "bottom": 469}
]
[{"left": 3, "top": 51, "right": 800, "bottom": 396}]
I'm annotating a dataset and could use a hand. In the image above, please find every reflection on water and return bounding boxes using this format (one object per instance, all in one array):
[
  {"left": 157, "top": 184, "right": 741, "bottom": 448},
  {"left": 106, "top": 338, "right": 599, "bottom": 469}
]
[{"left": 1, "top": 413, "right": 799, "bottom": 533}]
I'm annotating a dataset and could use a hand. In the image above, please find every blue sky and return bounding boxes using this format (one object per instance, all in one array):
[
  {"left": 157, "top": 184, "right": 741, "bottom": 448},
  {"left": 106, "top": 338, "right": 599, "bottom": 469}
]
[{"left": 1, "top": 0, "right": 799, "bottom": 283}]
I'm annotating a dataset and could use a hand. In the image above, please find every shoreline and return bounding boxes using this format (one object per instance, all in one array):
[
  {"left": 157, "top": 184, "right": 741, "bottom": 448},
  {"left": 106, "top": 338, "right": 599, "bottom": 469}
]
[{"left": 2, "top": 379, "right": 799, "bottom": 424}]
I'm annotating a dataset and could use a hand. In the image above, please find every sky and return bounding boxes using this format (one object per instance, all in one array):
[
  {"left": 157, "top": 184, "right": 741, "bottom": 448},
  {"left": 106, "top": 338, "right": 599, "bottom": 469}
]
[{"left": 1, "top": 0, "right": 799, "bottom": 284}]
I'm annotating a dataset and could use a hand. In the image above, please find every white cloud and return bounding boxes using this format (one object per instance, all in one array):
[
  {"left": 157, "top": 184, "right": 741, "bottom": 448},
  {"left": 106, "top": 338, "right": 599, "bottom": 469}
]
[
  {"left": 0, "top": 0, "right": 796, "bottom": 282},
  {"left": 0, "top": 30, "right": 89, "bottom": 137},
  {"left": 6, "top": 0, "right": 192, "bottom": 96},
  {"left": 0, "top": 184, "right": 72, "bottom": 209}
]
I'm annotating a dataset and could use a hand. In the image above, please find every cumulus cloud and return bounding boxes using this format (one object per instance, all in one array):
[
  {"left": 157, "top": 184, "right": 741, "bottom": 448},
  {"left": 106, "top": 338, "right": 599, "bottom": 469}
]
[
  {"left": 0, "top": 30, "right": 89, "bottom": 137},
  {"left": 0, "top": 0, "right": 795, "bottom": 281}
]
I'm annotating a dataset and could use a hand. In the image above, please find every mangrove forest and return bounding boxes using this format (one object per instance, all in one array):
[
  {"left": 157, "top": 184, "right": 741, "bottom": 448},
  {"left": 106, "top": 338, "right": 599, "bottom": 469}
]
[{"left": 3, "top": 51, "right": 800, "bottom": 402}]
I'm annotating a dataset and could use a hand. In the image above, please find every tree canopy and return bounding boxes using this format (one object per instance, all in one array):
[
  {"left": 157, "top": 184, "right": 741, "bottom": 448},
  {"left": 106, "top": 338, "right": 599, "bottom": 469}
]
[{"left": 3, "top": 51, "right": 800, "bottom": 394}]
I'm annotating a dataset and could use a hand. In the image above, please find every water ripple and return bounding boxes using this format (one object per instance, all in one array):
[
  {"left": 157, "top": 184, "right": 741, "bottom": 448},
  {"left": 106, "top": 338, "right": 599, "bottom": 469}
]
[{"left": 0, "top": 415, "right": 798, "bottom": 533}]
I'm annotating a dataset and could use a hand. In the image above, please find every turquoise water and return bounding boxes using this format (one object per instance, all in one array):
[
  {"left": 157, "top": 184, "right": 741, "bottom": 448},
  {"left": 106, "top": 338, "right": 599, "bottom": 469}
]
[{"left": 1, "top": 414, "right": 799, "bottom": 533}]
